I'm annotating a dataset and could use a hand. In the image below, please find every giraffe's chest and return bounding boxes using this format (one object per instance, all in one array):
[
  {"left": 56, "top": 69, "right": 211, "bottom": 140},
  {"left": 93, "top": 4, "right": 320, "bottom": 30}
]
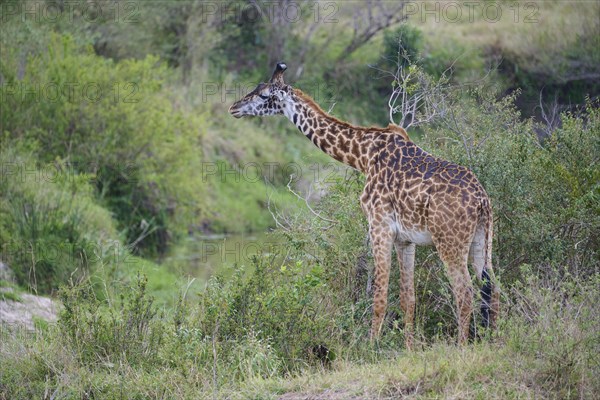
[{"left": 391, "top": 219, "right": 434, "bottom": 245}]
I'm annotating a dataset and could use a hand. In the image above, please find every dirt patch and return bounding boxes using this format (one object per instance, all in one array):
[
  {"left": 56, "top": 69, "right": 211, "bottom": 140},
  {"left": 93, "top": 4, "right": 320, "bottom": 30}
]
[
  {"left": 278, "top": 389, "right": 364, "bottom": 400},
  {"left": 0, "top": 288, "right": 59, "bottom": 330}
]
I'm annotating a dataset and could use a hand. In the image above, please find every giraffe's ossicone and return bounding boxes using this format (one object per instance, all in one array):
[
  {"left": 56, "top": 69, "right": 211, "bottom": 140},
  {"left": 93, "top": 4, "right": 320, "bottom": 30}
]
[{"left": 229, "top": 63, "right": 500, "bottom": 348}]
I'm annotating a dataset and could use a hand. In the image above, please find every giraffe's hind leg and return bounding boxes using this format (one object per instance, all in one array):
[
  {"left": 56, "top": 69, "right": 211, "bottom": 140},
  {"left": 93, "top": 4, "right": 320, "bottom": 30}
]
[
  {"left": 470, "top": 224, "right": 487, "bottom": 335},
  {"left": 436, "top": 241, "right": 473, "bottom": 345},
  {"left": 395, "top": 242, "right": 416, "bottom": 350},
  {"left": 470, "top": 221, "right": 500, "bottom": 331},
  {"left": 469, "top": 224, "right": 486, "bottom": 280}
]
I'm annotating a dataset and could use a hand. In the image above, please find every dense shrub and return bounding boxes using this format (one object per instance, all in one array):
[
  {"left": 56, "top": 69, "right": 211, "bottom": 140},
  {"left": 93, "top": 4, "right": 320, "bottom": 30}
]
[
  {"left": 0, "top": 143, "right": 118, "bottom": 293},
  {"left": 51, "top": 259, "right": 337, "bottom": 384},
  {"left": 59, "top": 274, "right": 166, "bottom": 368},
  {"left": 1, "top": 32, "right": 207, "bottom": 255},
  {"left": 195, "top": 255, "right": 336, "bottom": 371}
]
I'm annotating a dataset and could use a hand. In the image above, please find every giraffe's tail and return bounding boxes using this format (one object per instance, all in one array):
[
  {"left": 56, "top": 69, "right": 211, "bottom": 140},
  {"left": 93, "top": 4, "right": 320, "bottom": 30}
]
[{"left": 479, "top": 201, "right": 499, "bottom": 330}]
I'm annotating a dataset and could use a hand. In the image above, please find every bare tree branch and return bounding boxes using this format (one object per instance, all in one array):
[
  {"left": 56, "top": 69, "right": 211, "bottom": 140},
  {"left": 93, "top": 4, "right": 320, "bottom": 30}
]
[
  {"left": 286, "top": 175, "right": 336, "bottom": 227},
  {"left": 338, "top": 0, "right": 409, "bottom": 62},
  {"left": 372, "top": 36, "right": 450, "bottom": 130},
  {"left": 266, "top": 183, "right": 293, "bottom": 232},
  {"left": 536, "top": 90, "right": 563, "bottom": 139}
]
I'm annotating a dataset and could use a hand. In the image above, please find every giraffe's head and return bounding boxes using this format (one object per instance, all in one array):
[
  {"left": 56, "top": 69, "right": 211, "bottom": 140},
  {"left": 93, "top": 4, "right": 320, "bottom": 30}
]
[{"left": 229, "top": 62, "right": 292, "bottom": 118}]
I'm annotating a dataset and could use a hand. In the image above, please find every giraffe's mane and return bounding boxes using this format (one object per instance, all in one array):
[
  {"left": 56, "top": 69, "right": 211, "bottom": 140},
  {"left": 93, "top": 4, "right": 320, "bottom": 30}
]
[{"left": 293, "top": 88, "right": 410, "bottom": 141}]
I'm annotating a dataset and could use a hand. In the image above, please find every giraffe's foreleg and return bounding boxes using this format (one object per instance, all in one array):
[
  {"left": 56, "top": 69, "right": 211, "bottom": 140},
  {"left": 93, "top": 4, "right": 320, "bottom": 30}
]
[
  {"left": 395, "top": 242, "right": 416, "bottom": 350},
  {"left": 369, "top": 226, "right": 394, "bottom": 341}
]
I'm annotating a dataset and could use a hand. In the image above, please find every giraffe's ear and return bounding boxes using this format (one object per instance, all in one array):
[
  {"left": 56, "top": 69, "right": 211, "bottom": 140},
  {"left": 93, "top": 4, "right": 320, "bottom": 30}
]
[{"left": 269, "top": 62, "right": 287, "bottom": 85}]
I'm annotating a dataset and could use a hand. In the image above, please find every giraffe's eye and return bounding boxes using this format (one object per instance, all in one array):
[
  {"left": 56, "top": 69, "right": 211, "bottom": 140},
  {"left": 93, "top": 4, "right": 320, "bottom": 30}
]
[{"left": 258, "top": 94, "right": 269, "bottom": 100}]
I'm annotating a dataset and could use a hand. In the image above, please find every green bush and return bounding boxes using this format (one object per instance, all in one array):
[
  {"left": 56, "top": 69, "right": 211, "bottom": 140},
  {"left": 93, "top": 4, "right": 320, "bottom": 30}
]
[
  {"left": 196, "top": 255, "right": 336, "bottom": 372},
  {"left": 531, "top": 103, "right": 600, "bottom": 272},
  {"left": 59, "top": 274, "right": 165, "bottom": 368},
  {"left": 0, "top": 143, "right": 184, "bottom": 298},
  {"left": 0, "top": 143, "right": 118, "bottom": 293},
  {"left": 1, "top": 267, "right": 596, "bottom": 398},
  {"left": 1, "top": 33, "right": 207, "bottom": 255},
  {"left": 382, "top": 24, "right": 424, "bottom": 68}
]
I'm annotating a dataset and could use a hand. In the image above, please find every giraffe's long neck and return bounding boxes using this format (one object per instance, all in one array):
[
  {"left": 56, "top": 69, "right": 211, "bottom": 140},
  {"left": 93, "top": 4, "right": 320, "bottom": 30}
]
[{"left": 282, "top": 89, "right": 371, "bottom": 173}]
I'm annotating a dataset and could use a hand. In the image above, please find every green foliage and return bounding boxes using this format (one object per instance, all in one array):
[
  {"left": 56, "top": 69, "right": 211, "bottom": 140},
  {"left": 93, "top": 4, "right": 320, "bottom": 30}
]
[
  {"left": 96, "top": 254, "right": 182, "bottom": 308},
  {"left": 1, "top": 32, "right": 207, "bottom": 256},
  {"left": 0, "top": 290, "right": 22, "bottom": 302},
  {"left": 531, "top": 103, "right": 600, "bottom": 270},
  {"left": 196, "top": 256, "right": 334, "bottom": 372},
  {"left": 380, "top": 23, "right": 485, "bottom": 85},
  {"left": 59, "top": 274, "right": 165, "bottom": 368},
  {"left": 1, "top": 261, "right": 597, "bottom": 398},
  {"left": 212, "top": 0, "right": 325, "bottom": 80},
  {"left": 383, "top": 25, "right": 424, "bottom": 68},
  {"left": 0, "top": 143, "right": 118, "bottom": 293},
  {"left": 422, "top": 36, "right": 486, "bottom": 82},
  {"left": 213, "top": 0, "right": 270, "bottom": 74}
]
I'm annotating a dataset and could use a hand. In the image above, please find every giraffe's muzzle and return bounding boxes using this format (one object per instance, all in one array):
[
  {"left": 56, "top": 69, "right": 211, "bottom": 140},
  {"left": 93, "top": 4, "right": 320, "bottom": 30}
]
[{"left": 229, "top": 103, "right": 244, "bottom": 118}]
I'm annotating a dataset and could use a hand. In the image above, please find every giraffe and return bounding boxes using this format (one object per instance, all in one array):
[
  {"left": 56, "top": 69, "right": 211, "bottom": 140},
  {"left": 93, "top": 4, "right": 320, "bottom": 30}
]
[{"left": 229, "top": 63, "right": 500, "bottom": 348}]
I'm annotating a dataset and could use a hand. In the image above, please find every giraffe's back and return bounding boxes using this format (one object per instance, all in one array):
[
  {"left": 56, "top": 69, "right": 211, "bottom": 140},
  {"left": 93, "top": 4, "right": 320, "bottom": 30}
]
[{"left": 368, "top": 133, "right": 489, "bottom": 245}]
